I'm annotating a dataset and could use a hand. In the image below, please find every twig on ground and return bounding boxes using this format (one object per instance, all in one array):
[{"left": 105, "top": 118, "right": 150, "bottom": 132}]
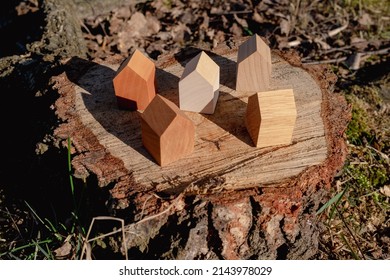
[
  {"left": 211, "top": 10, "right": 253, "bottom": 15},
  {"left": 328, "top": 23, "right": 349, "bottom": 37},
  {"left": 303, "top": 56, "right": 347, "bottom": 65},
  {"left": 80, "top": 194, "right": 185, "bottom": 260},
  {"left": 302, "top": 47, "right": 390, "bottom": 65},
  {"left": 5, "top": 207, "right": 23, "bottom": 240},
  {"left": 80, "top": 216, "right": 127, "bottom": 260}
]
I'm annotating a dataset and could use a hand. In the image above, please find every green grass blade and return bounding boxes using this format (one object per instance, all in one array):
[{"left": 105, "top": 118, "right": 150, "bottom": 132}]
[
  {"left": 67, "top": 137, "right": 75, "bottom": 198},
  {"left": 33, "top": 234, "right": 39, "bottom": 260},
  {"left": 340, "top": 233, "right": 360, "bottom": 260},
  {"left": 0, "top": 239, "right": 53, "bottom": 258},
  {"left": 34, "top": 242, "right": 52, "bottom": 259},
  {"left": 25, "top": 201, "right": 45, "bottom": 225},
  {"left": 44, "top": 218, "right": 59, "bottom": 234},
  {"left": 24, "top": 201, "right": 55, "bottom": 234},
  {"left": 59, "top": 222, "right": 68, "bottom": 232},
  {"left": 68, "top": 137, "right": 80, "bottom": 226},
  {"left": 243, "top": 27, "right": 253, "bottom": 36},
  {"left": 316, "top": 190, "right": 345, "bottom": 215},
  {"left": 7, "top": 252, "right": 21, "bottom": 260}
]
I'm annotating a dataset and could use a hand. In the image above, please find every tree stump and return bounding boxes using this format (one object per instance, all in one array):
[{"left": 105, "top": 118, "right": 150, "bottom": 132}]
[{"left": 52, "top": 39, "right": 350, "bottom": 259}]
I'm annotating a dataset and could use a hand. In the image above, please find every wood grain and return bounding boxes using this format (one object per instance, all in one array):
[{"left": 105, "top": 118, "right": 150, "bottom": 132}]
[
  {"left": 236, "top": 34, "right": 272, "bottom": 92},
  {"left": 113, "top": 49, "right": 156, "bottom": 110},
  {"left": 246, "top": 89, "right": 297, "bottom": 148},
  {"left": 179, "top": 51, "right": 220, "bottom": 114},
  {"left": 69, "top": 47, "right": 327, "bottom": 193},
  {"left": 140, "top": 95, "right": 195, "bottom": 167}
]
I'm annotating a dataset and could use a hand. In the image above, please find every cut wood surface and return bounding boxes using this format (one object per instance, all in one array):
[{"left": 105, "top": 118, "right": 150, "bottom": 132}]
[
  {"left": 53, "top": 38, "right": 350, "bottom": 259},
  {"left": 55, "top": 42, "right": 330, "bottom": 193}
]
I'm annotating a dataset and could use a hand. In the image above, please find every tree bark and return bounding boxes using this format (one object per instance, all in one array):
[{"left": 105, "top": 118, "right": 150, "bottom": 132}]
[{"left": 52, "top": 40, "right": 350, "bottom": 259}]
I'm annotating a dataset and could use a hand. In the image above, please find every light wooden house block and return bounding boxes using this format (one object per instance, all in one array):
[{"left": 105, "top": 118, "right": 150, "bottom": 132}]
[
  {"left": 113, "top": 49, "right": 156, "bottom": 111},
  {"left": 179, "top": 51, "right": 220, "bottom": 114},
  {"left": 246, "top": 89, "right": 297, "bottom": 148},
  {"left": 236, "top": 34, "right": 272, "bottom": 92},
  {"left": 140, "top": 95, "right": 195, "bottom": 166}
]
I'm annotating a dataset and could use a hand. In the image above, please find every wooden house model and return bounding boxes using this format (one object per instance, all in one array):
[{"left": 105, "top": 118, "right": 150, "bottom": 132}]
[
  {"left": 140, "top": 95, "right": 195, "bottom": 166},
  {"left": 179, "top": 51, "right": 220, "bottom": 114},
  {"left": 113, "top": 49, "right": 156, "bottom": 111},
  {"left": 246, "top": 89, "right": 297, "bottom": 148},
  {"left": 236, "top": 34, "right": 272, "bottom": 92}
]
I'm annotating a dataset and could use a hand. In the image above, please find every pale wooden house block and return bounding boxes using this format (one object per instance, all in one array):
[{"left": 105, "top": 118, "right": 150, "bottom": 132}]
[
  {"left": 140, "top": 95, "right": 195, "bottom": 167},
  {"left": 179, "top": 51, "right": 220, "bottom": 114},
  {"left": 113, "top": 49, "right": 156, "bottom": 111},
  {"left": 246, "top": 89, "right": 297, "bottom": 148},
  {"left": 236, "top": 34, "right": 272, "bottom": 92}
]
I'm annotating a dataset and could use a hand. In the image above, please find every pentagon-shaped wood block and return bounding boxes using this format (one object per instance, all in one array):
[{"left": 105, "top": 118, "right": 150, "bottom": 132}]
[
  {"left": 179, "top": 51, "right": 220, "bottom": 114},
  {"left": 140, "top": 95, "right": 195, "bottom": 166},
  {"left": 246, "top": 89, "right": 297, "bottom": 148},
  {"left": 236, "top": 34, "right": 272, "bottom": 92},
  {"left": 113, "top": 49, "right": 156, "bottom": 111}
]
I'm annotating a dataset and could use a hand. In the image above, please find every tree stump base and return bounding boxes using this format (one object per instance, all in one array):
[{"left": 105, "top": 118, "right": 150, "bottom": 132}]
[{"left": 53, "top": 39, "right": 350, "bottom": 259}]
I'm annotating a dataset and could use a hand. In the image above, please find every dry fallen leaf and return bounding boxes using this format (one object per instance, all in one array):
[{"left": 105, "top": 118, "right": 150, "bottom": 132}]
[
  {"left": 54, "top": 240, "right": 72, "bottom": 258},
  {"left": 117, "top": 31, "right": 135, "bottom": 54},
  {"left": 109, "top": 16, "right": 125, "bottom": 35},
  {"left": 359, "top": 13, "right": 373, "bottom": 26},
  {"left": 253, "top": 11, "right": 264, "bottom": 23},
  {"left": 145, "top": 12, "right": 161, "bottom": 35},
  {"left": 379, "top": 185, "right": 390, "bottom": 197},
  {"left": 170, "top": 22, "right": 191, "bottom": 44},
  {"left": 230, "top": 23, "right": 243, "bottom": 37},
  {"left": 280, "top": 19, "right": 290, "bottom": 36},
  {"left": 234, "top": 14, "right": 249, "bottom": 29},
  {"left": 114, "top": 5, "right": 132, "bottom": 19},
  {"left": 127, "top": 12, "right": 148, "bottom": 37}
]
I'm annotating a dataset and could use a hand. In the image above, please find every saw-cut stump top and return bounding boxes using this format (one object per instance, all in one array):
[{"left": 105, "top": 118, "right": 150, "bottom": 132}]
[
  {"left": 53, "top": 36, "right": 350, "bottom": 260},
  {"left": 55, "top": 42, "right": 335, "bottom": 193}
]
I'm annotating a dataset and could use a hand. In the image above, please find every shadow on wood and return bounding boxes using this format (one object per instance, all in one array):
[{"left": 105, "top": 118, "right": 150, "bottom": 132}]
[
  {"left": 204, "top": 90, "right": 252, "bottom": 146},
  {"left": 64, "top": 57, "right": 152, "bottom": 164},
  {"left": 174, "top": 47, "right": 250, "bottom": 144},
  {"left": 155, "top": 68, "right": 180, "bottom": 107}
]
